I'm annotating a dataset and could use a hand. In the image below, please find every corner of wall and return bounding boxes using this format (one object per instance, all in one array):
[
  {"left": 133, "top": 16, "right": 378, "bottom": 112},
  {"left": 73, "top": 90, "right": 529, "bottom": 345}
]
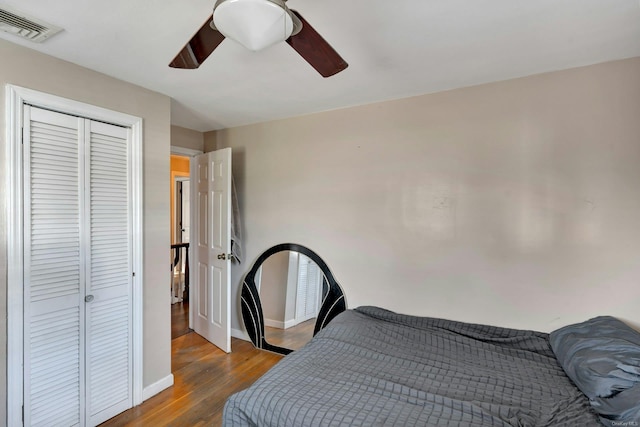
[{"left": 203, "top": 130, "right": 217, "bottom": 152}]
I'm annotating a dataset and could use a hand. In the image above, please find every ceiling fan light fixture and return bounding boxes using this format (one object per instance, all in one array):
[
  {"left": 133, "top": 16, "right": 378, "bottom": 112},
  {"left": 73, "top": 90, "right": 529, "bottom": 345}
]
[{"left": 213, "top": 0, "right": 294, "bottom": 51}]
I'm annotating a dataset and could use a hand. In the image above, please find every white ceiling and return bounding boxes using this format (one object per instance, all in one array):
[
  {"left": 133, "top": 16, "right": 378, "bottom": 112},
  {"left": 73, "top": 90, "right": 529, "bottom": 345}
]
[{"left": 1, "top": 0, "right": 639, "bottom": 131}]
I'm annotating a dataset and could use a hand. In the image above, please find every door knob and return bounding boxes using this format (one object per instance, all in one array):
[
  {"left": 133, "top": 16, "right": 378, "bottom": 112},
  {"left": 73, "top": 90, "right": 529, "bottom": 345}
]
[
  {"left": 217, "top": 253, "right": 226, "bottom": 260},
  {"left": 85, "top": 295, "right": 94, "bottom": 303}
]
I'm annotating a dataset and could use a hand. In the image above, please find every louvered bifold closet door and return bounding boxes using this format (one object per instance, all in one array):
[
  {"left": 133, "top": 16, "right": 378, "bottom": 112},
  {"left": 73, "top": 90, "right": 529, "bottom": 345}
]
[
  {"left": 24, "top": 107, "right": 133, "bottom": 427},
  {"left": 296, "top": 255, "right": 320, "bottom": 322},
  {"left": 85, "top": 121, "right": 133, "bottom": 426},
  {"left": 23, "top": 106, "right": 85, "bottom": 427}
]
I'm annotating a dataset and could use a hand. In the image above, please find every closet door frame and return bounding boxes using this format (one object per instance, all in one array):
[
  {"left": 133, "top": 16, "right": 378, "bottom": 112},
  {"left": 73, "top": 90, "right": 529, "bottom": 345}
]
[{"left": 5, "top": 84, "right": 144, "bottom": 426}]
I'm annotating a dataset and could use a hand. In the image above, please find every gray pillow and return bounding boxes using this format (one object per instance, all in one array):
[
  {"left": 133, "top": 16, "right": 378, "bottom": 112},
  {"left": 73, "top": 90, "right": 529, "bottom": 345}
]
[{"left": 550, "top": 316, "right": 640, "bottom": 426}]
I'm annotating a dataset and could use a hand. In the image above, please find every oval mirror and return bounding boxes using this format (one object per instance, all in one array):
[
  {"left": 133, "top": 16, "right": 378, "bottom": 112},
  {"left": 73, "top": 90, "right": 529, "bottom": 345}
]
[{"left": 241, "top": 243, "right": 346, "bottom": 355}]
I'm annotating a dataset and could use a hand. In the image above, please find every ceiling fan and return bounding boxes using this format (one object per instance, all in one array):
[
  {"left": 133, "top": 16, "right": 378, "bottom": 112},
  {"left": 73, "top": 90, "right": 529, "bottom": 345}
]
[{"left": 169, "top": 0, "right": 348, "bottom": 78}]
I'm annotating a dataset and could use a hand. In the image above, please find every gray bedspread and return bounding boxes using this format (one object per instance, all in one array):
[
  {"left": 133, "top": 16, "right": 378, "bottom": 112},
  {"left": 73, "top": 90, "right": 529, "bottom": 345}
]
[{"left": 223, "top": 306, "right": 601, "bottom": 426}]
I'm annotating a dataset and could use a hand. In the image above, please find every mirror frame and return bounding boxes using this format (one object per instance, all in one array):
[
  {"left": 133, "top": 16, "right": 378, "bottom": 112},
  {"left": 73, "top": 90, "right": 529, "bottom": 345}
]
[{"left": 241, "top": 243, "right": 346, "bottom": 355}]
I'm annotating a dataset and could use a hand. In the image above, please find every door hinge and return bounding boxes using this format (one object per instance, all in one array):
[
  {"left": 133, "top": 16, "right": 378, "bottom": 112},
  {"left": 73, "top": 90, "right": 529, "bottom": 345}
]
[
  {"left": 132, "top": 272, "right": 135, "bottom": 277},
  {"left": 22, "top": 405, "right": 24, "bottom": 421}
]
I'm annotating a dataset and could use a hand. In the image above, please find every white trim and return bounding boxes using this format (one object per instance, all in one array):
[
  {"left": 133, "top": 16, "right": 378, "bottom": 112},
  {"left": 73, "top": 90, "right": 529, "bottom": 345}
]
[
  {"left": 188, "top": 156, "right": 196, "bottom": 331},
  {"left": 264, "top": 318, "right": 296, "bottom": 330},
  {"left": 6, "top": 83, "right": 25, "bottom": 427},
  {"left": 5, "top": 84, "right": 145, "bottom": 423},
  {"left": 131, "top": 116, "right": 144, "bottom": 406},
  {"left": 170, "top": 145, "right": 202, "bottom": 157},
  {"left": 231, "top": 327, "right": 250, "bottom": 342},
  {"left": 264, "top": 318, "right": 281, "bottom": 328},
  {"left": 8, "top": 85, "right": 144, "bottom": 127},
  {"left": 142, "top": 374, "right": 174, "bottom": 401}
]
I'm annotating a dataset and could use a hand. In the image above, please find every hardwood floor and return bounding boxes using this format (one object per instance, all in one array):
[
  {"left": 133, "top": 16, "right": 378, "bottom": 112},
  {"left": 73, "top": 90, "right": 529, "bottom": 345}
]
[
  {"left": 100, "top": 306, "right": 283, "bottom": 426},
  {"left": 171, "top": 301, "right": 191, "bottom": 339}
]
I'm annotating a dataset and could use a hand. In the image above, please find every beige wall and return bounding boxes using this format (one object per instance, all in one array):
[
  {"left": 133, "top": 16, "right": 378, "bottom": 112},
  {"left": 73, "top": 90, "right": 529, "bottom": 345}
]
[
  {"left": 0, "top": 39, "right": 172, "bottom": 421},
  {"left": 260, "top": 251, "right": 289, "bottom": 323},
  {"left": 171, "top": 125, "right": 204, "bottom": 152},
  {"left": 214, "top": 57, "right": 640, "bottom": 337},
  {"left": 203, "top": 131, "right": 216, "bottom": 153}
]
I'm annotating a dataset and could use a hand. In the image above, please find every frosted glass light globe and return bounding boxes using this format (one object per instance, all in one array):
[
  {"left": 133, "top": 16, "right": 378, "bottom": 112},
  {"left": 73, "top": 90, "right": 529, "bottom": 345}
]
[{"left": 213, "top": 0, "right": 294, "bottom": 51}]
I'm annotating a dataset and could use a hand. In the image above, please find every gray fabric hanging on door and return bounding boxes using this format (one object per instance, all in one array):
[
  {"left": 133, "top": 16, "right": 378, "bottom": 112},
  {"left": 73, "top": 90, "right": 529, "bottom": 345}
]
[{"left": 230, "top": 175, "right": 243, "bottom": 263}]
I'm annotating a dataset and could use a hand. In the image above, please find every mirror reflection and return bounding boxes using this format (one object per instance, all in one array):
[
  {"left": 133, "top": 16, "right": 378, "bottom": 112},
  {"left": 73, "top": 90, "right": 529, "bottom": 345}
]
[
  {"left": 241, "top": 243, "right": 346, "bottom": 355},
  {"left": 256, "top": 251, "right": 327, "bottom": 350}
]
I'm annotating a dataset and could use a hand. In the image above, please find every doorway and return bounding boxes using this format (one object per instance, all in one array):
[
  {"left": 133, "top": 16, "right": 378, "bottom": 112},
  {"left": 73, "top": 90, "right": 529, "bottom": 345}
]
[
  {"left": 175, "top": 178, "right": 190, "bottom": 244},
  {"left": 170, "top": 154, "right": 192, "bottom": 339}
]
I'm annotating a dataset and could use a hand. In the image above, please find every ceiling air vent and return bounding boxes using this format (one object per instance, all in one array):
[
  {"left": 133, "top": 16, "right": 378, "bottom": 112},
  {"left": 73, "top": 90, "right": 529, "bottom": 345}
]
[{"left": 0, "top": 5, "right": 62, "bottom": 43}]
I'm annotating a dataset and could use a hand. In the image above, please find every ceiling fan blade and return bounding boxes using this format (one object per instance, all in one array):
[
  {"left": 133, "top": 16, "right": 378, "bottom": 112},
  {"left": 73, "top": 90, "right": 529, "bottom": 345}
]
[
  {"left": 170, "top": 15, "right": 225, "bottom": 69},
  {"left": 286, "top": 10, "right": 348, "bottom": 78}
]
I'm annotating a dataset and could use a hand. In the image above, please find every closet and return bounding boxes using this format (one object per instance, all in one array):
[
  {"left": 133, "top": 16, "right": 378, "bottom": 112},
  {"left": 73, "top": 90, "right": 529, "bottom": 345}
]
[{"left": 23, "top": 105, "right": 133, "bottom": 426}]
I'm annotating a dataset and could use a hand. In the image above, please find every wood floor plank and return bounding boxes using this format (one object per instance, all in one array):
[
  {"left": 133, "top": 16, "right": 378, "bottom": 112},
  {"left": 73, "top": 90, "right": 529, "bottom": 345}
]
[
  {"left": 171, "top": 301, "right": 191, "bottom": 340},
  {"left": 100, "top": 334, "right": 282, "bottom": 426}
]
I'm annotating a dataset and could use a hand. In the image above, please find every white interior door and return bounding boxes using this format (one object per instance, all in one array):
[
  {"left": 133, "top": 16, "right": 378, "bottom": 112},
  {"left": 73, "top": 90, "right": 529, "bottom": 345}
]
[
  {"left": 181, "top": 180, "right": 190, "bottom": 243},
  {"left": 174, "top": 178, "right": 190, "bottom": 244},
  {"left": 192, "top": 148, "right": 232, "bottom": 353}
]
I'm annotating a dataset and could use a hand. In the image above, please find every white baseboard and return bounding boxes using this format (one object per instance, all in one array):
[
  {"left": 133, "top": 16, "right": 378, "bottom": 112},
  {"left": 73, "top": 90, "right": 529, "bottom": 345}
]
[
  {"left": 231, "top": 327, "right": 250, "bottom": 342},
  {"left": 264, "top": 318, "right": 285, "bottom": 329},
  {"left": 142, "top": 374, "right": 174, "bottom": 401},
  {"left": 264, "top": 318, "right": 296, "bottom": 330}
]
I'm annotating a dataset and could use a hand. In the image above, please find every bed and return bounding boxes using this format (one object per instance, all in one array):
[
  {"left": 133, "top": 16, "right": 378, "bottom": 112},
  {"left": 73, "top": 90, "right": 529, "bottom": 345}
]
[{"left": 223, "top": 306, "right": 640, "bottom": 426}]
